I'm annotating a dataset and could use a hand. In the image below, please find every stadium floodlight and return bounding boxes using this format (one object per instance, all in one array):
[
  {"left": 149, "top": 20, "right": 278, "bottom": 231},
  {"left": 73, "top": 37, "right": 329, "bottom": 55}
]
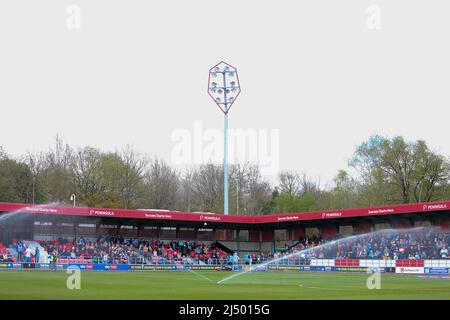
[
  {"left": 70, "top": 194, "right": 76, "bottom": 207},
  {"left": 208, "top": 61, "right": 241, "bottom": 215}
]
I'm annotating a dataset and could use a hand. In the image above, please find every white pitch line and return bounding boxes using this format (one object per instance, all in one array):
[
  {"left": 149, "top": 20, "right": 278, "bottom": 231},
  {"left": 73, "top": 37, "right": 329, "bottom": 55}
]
[
  {"left": 298, "top": 284, "right": 350, "bottom": 291},
  {"left": 298, "top": 284, "right": 402, "bottom": 290},
  {"left": 187, "top": 269, "right": 214, "bottom": 283}
]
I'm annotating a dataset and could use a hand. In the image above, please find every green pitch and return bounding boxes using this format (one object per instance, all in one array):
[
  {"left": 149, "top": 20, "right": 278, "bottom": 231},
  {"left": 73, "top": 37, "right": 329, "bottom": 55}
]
[{"left": 1, "top": 270, "right": 450, "bottom": 300}]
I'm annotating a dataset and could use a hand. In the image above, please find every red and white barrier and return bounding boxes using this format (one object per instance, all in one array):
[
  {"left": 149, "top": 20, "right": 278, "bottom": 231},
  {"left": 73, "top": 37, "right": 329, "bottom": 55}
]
[{"left": 309, "top": 259, "right": 450, "bottom": 274}]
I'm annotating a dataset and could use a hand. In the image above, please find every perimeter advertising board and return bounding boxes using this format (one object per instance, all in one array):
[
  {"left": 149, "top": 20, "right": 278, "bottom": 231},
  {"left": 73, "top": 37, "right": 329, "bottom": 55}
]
[
  {"left": 424, "top": 268, "right": 450, "bottom": 274},
  {"left": 395, "top": 267, "right": 425, "bottom": 274}
]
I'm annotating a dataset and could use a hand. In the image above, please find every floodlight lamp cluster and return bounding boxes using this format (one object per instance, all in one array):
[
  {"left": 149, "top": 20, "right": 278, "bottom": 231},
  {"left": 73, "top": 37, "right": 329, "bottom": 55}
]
[
  {"left": 207, "top": 61, "right": 241, "bottom": 114},
  {"left": 210, "top": 65, "right": 236, "bottom": 78}
]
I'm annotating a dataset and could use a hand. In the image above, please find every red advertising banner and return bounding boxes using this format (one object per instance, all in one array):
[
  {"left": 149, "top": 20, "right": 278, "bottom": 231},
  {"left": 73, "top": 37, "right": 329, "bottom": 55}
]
[{"left": 0, "top": 200, "right": 449, "bottom": 225}]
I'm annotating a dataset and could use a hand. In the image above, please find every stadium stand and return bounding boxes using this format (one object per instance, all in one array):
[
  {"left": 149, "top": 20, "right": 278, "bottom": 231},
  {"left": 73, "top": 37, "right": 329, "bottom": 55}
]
[
  {"left": 1, "top": 201, "right": 449, "bottom": 269},
  {"left": 6, "top": 237, "right": 230, "bottom": 265},
  {"left": 269, "top": 229, "right": 450, "bottom": 264},
  {"left": 0, "top": 243, "right": 14, "bottom": 262},
  {"left": 5, "top": 229, "right": 450, "bottom": 266}
]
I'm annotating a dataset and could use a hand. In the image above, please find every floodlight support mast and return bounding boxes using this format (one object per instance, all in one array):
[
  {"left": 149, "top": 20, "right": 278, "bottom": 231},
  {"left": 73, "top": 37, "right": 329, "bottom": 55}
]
[
  {"left": 224, "top": 112, "right": 229, "bottom": 215},
  {"left": 208, "top": 61, "right": 240, "bottom": 215},
  {"left": 222, "top": 68, "right": 230, "bottom": 215}
]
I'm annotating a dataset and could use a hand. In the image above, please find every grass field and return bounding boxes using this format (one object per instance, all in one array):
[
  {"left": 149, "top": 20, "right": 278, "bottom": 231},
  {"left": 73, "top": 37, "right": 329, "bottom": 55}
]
[{"left": 1, "top": 270, "right": 450, "bottom": 300}]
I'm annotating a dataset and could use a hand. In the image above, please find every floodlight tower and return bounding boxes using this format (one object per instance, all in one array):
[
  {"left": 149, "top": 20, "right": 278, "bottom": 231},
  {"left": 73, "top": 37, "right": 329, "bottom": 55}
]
[{"left": 208, "top": 61, "right": 241, "bottom": 215}]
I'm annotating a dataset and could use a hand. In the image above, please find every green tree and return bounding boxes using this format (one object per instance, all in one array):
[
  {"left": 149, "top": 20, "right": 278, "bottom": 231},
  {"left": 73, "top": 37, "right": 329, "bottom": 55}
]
[
  {"left": 410, "top": 141, "right": 449, "bottom": 202},
  {"left": 351, "top": 135, "right": 449, "bottom": 204},
  {"left": 0, "top": 156, "right": 34, "bottom": 203},
  {"left": 272, "top": 193, "right": 316, "bottom": 213},
  {"left": 0, "top": 146, "right": 6, "bottom": 160},
  {"left": 329, "top": 170, "right": 358, "bottom": 209}
]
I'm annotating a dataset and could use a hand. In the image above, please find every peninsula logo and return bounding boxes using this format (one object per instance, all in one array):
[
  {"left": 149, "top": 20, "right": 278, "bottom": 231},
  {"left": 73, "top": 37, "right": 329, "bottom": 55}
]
[
  {"left": 321, "top": 212, "right": 342, "bottom": 218},
  {"left": 202, "top": 215, "right": 221, "bottom": 221},
  {"left": 90, "top": 210, "right": 114, "bottom": 216},
  {"left": 423, "top": 204, "right": 447, "bottom": 211}
]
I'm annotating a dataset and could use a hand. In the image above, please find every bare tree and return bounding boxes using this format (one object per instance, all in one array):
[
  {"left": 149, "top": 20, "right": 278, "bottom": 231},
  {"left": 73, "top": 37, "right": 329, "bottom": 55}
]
[
  {"left": 23, "top": 136, "right": 75, "bottom": 204},
  {"left": 71, "top": 146, "right": 103, "bottom": 199},
  {"left": 190, "top": 163, "right": 223, "bottom": 213},
  {"left": 118, "top": 145, "right": 148, "bottom": 209},
  {"left": 177, "top": 169, "right": 196, "bottom": 212},
  {"left": 242, "top": 165, "right": 272, "bottom": 215},
  {"left": 278, "top": 171, "right": 301, "bottom": 197},
  {"left": 139, "top": 158, "right": 180, "bottom": 210}
]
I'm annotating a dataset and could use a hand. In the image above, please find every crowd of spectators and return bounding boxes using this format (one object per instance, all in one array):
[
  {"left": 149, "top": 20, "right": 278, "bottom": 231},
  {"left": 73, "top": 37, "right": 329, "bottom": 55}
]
[
  {"left": 0, "top": 242, "right": 13, "bottom": 262},
  {"left": 36, "top": 236, "right": 227, "bottom": 264},
  {"left": 274, "top": 229, "right": 450, "bottom": 263},
  {"left": 38, "top": 237, "right": 141, "bottom": 264},
  {"left": 4, "top": 228, "right": 450, "bottom": 265}
]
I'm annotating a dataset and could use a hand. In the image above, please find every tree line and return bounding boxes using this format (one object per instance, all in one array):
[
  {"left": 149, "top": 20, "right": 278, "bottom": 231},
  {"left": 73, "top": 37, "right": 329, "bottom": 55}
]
[{"left": 0, "top": 135, "right": 449, "bottom": 214}]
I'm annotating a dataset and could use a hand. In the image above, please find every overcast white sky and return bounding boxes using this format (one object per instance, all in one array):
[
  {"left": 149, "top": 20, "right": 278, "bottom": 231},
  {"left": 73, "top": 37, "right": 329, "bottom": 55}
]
[{"left": 0, "top": 1, "right": 449, "bottom": 187}]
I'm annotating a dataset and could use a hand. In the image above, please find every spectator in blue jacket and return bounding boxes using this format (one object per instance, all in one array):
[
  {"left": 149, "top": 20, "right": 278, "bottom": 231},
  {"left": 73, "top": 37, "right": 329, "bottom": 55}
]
[{"left": 17, "top": 242, "right": 23, "bottom": 262}]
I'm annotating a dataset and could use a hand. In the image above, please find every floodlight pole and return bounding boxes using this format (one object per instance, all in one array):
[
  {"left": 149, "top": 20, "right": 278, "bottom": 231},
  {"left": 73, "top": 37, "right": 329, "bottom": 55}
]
[
  {"left": 224, "top": 112, "right": 229, "bottom": 215},
  {"left": 223, "top": 68, "right": 229, "bottom": 215},
  {"left": 208, "top": 61, "right": 240, "bottom": 216}
]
